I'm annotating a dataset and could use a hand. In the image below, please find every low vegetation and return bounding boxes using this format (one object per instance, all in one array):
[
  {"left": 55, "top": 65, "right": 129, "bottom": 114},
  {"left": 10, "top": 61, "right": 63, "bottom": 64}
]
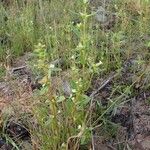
[{"left": 0, "top": 0, "right": 150, "bottom": 149}]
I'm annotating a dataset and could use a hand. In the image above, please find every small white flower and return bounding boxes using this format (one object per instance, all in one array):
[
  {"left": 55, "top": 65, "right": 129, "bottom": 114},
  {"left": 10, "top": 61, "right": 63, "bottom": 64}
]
[
  {"left": 49, "top": 64, "right": 55, "bottom": 69},
  {"left": 61, "top": 143, "right": 66, "bottom": 147},
  {"left": 79, "top": 78, "right": 82, "bottom": 82},
  {"left": 71, "top": 66, "right": 75, "bottom": 71},
  {"left": 79, "top": 84, "right": 82, "bottom": 87},
  {"left": 78, "top": 125, "right": 82, "bottom": 129},
  {"left": 95, "top": 61, "right": 103, "bottom": 67},
  {"left": 69, "top": 94, "right": 73, "bottom": 98},
  {"left": 71, "top": 55, "right": 75, "bottom": 59},
  {"left": 50, "top": 115, "right": 54, "bottom": 119},
  {"left": 72, "top": 89, "right": 77, "bottom": 93},
  {"left": 77, "top": 42, "right": 84, "bottom": 49},
  {"left": 75, "top": 81, "right": 79, "bottom": 84},
  {"left": 72, "top": 97, "right": 75, "bottom": 102},
  {"left": 83, "top": 0, "right": 88, "bottom": 3},
  {"left": 76, "top": 23, "right": 82, "bottom": 28}
]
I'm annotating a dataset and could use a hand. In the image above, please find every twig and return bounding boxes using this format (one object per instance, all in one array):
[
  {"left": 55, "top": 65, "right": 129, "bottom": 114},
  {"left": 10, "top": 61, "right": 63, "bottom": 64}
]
[
  {"left": 86, "top": 71, "right": 120, "bottom": 117},
  {"left": 91, "top": 131, "right": 95, "bottom": 150},
  {"left": 89, "top": 72, "right": 119, "bottom": 99},
  {"left": 107, "top": 144, "right": 116, "bottom": 150},
  {"left": 11, "top": 65, "right": 27, "bottom": 73},
  {"left": 87, "top": 71, "right": 119, "bottom": 125}
]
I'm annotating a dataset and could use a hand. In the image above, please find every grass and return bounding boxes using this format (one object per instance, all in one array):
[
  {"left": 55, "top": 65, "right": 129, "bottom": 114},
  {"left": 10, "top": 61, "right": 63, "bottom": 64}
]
[{"left": 0, "top": 0, "right": 150, "bottom": 149}]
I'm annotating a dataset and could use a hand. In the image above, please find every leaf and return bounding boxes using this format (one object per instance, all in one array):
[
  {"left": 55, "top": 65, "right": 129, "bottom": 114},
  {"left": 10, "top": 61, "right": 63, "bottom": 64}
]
[
  {"left": 39, "top": 76, "right": 49, "bottom": 85},
  {"left": 83, "top": 0, "right": 88, "bottom": 4},
  {"left": 147, "top": 41, "right": 150, "bottom": 47},
  {"left": 57, "top": 96, "right": 66, "bottom": 103},
  {"left": 76, "top": 94, "right": 90, "bottom": 109}
]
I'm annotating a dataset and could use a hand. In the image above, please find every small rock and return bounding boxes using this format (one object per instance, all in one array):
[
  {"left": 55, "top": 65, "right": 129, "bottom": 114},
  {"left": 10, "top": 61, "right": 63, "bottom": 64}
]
[
  {"left": 93, "top": 6, "right": 116, "bottom": 29},
  {"left": 61, "top": 80, "right": 72, "bottom": 96},
  {"left": 95, "top": 6, "right": 108, "bottom": 23}
]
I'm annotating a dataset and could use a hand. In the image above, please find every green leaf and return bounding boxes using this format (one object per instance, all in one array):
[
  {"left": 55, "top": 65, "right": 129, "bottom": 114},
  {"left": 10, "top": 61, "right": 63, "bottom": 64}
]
[{"left": 57, "top": 96, "right": 66, "bottom": 103}]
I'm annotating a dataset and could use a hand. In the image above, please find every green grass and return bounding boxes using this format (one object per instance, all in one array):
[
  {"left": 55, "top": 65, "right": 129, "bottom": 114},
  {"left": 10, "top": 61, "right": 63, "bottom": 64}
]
[{"left": 0, "top": 0, "right": 150, "bottom": 149}]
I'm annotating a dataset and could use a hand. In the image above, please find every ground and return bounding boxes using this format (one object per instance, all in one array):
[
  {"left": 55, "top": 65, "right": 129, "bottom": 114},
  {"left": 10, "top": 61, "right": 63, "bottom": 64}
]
[{"left": 0, "top": 0, "right": 150, "bottom": 150}]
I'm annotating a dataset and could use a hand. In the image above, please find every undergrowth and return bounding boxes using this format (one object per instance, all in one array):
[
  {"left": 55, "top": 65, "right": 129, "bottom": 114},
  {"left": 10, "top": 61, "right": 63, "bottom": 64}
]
[{"left": 0, "top": 0, "right": 150, "bottom": 149}]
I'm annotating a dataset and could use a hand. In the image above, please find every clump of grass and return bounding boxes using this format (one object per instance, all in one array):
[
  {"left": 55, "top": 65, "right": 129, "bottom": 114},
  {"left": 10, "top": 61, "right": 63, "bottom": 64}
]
[{"left": 29, "top": 1, "right": 99, "bottom": 149}]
